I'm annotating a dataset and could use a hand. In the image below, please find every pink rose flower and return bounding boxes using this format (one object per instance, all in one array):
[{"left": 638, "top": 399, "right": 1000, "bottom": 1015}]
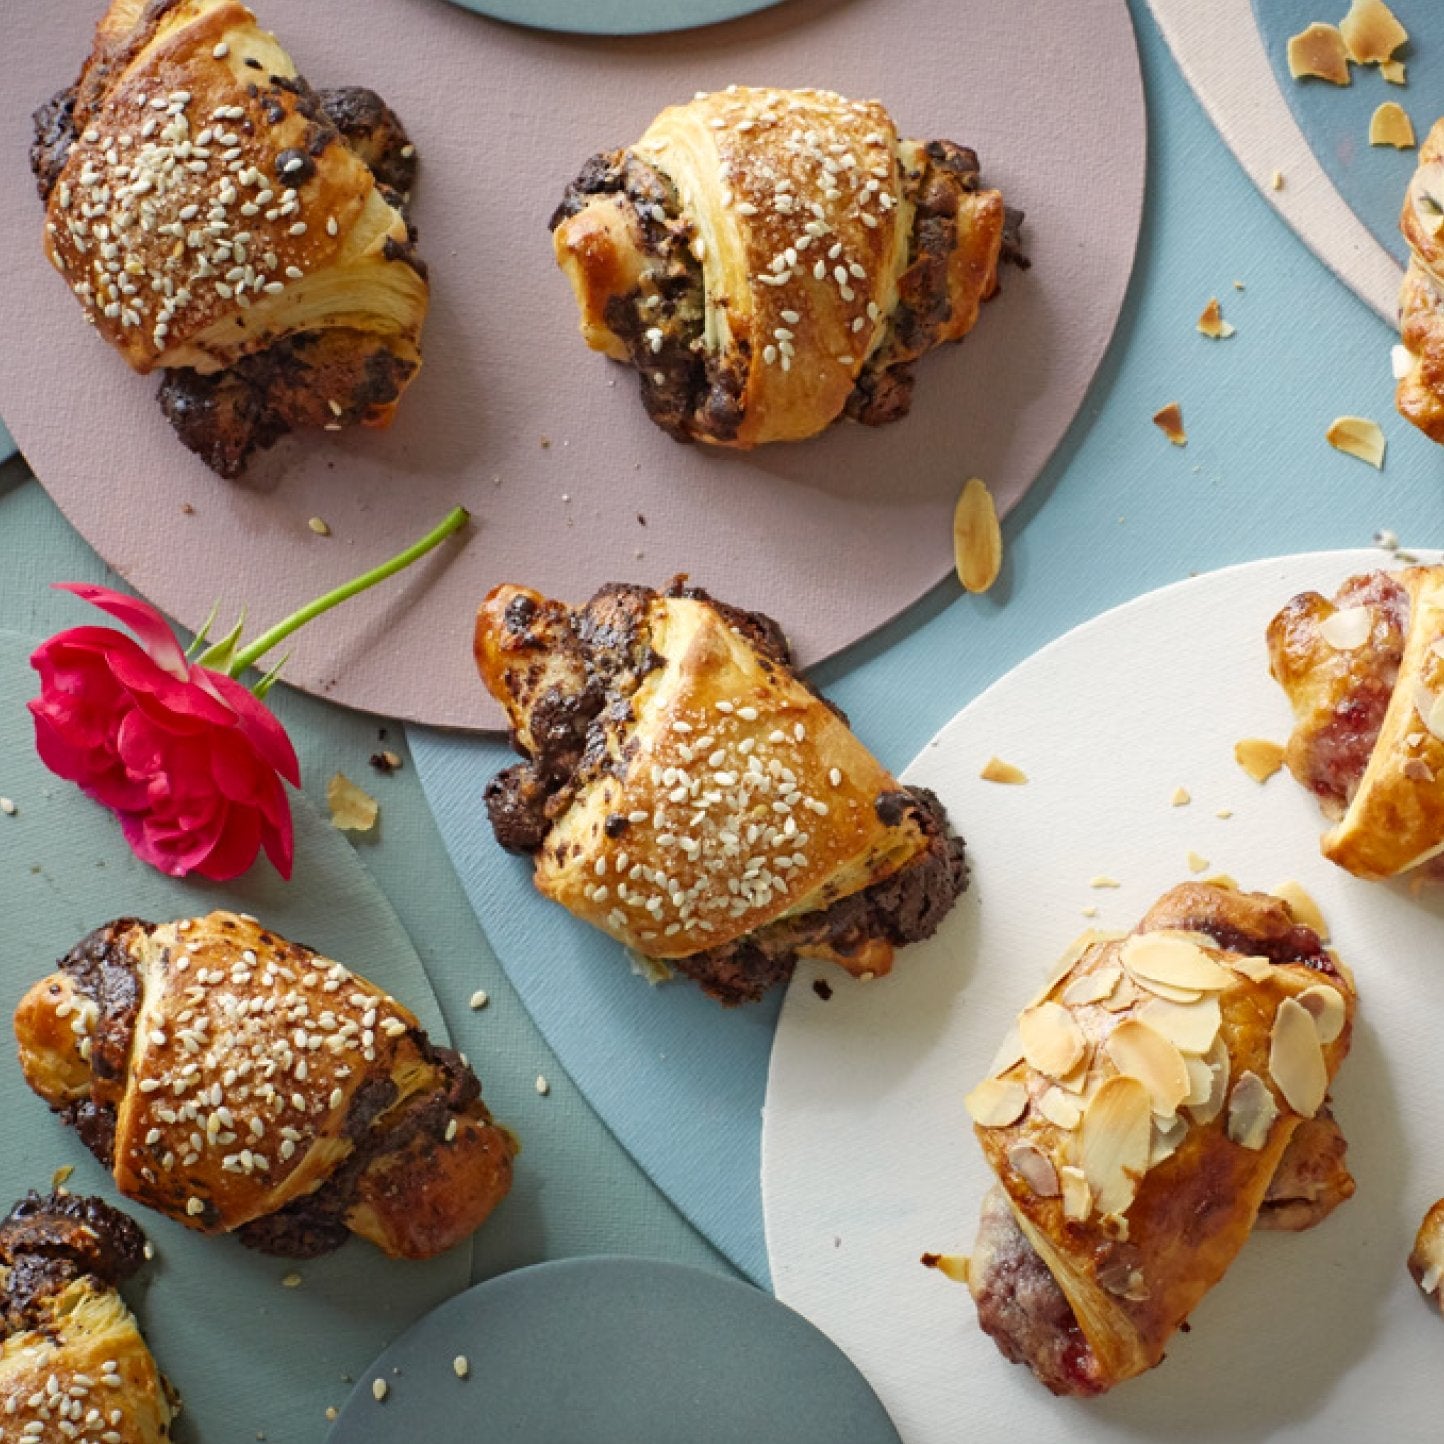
[{"left": 29, "top": 584, "right": 300, "bottom": 880}]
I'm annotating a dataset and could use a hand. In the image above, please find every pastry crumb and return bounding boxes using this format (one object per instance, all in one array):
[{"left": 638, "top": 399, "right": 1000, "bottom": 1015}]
[
  {"left": 469, "top": 989, "right": 489, "bottom": 1010},
  {"left": 327, "top": 773, "right": 379, "bottom": 832},
  {"left": 920, "top": 1252, "right": 970, "bottom": 1283},
  {"left": 1081, "top": 905, "right": 1099, "bottom": 918},
  {"left": 1381, "top": 58, "right": 1406, "bottom": 83},
  {"left": 1370, "top": 101, "right": 1415, "bottom": 148},
  {"left": 1152, "top": 401, "right": 1187, "bottom": 445},
  {"left": 1196, "top": 297, "right": 1236, "bottom": 339},
  {"left": 1235, "top": 737, "right": 1286, "bottom": 782},
  {"left": 1186, "top": 850, "right": 1210, "bottom": 874},
  {"left": 954, "top": 477, "right": 1003, "bottom": 594},
  {"left": 1271, "top": 169, "right": 1286, "bottom": 190},
  {"left": 1089, "top": 875, "right": 1121, "bottom": 889},
  {"left": 1171, "top": 787, "right": 1191, "bottom": 807},
  {"left": 1340, "top": 0, "right": 1407, "bottom": 64},
  {"left": 1216, "top": 807, "right": 1234, "bottom": 820},
  {"left": 307, "top": 515, "right": 331, "bottom": 536},
  {"left": 1326, "top": 415, "right": 1386, "bottom": 468},
  {"left": 51, "top": 1164, "right": 74, "bottom": 1191},
  {"left": 980, "top": 756, "right": 1028, "bottom": 784},
  {"left": 281, "top": 1272, "right": 302, "bottom": 1289},
  {"left": 369, "top": 749, "right": 402, "bottom": 774}
]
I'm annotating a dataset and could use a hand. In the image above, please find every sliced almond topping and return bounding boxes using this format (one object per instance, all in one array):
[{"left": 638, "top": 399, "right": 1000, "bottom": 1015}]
[
  {"left": 1136, "top": 994, "right": 1223, "bottom": 1056},
  {"left": 965, "top": 1076, "right": 1028, "bottom": 1128},
  {"left": 1061, "top": 964, "right": 1123, "bottom": 1008},
  {"left": 1029, "top": 931, "right": 1119, "bottom": 1008},
  {"left": 1019, "top": 1001, "right": 1086, "bottom": 1079},
  {"left": 1270, "top": 880, "right": 1329, "bottom": 940},
  {"left": 988, "top": 1025, "right": 1025, "bottom": 1078},
  {"left": 1008, "top": 1142, "right": 1060, "bottom": 1197},
  {"left": 1104, "top": 1019, "right": 1191, "bottom": 1115},
  {"left": 1226, "top": 1070, "right": 1279, "bottom": 1149},
  {"left": 1203, "top": 872, "right": 1240, "bottom": 891},
  {"left": 1269, "top": 997, "right": 1329, "bottom": 1117},
  {"left": 1079, "top": 1075, "right": 1152, "bottom": 1217},
  {"left": 921, "top": 1252, "right": 970, "bottom": 1283},
  {"left": 1186, "top": 850, "right": 1210, "bottom": 874},
  {"left": 1339, "top": 0, "right": 1408, "bottom": 64},
  {"left": 980, "top": 756, "right": 1028, "bottom": 784},
  {"left": 1152, "top": 401, "right": 1187, "bottom": 445},
  {"left": 1100, "top": 974, "right": 1141, "bottom": 1013},
  {"left": 1183, "top": 1053, "right": 1216, "bottom": 1108},
  {"left": 1370, "top": 101, "right": 1415, "bottom": 148},
  {"left": 1235, "top": 737, "right": 1286, "bottom": 782},
  {"left": 1059, "top": 1165, "right": 1092, "bottom": 1221},
  {"left": 1287, "top": 22, "right": 1352, "bottom": 83},
  {"left": 1326, "top": 415, "right": 1386, "bottom": 469},
  {"left": 1298, "top": 983, "right": 1347, "bottom": 1045},
  {"left": 1230, "top": 955, "right": 1273, "bottom": 983},
  {"left": 1426, "top": 692, "right": 1444, "bottom": 744},
  {"left": 1188, "top": 1036, "right": 1232, "bottom": 1126},
  {"left": 1122, "top": 933, "right": 1232, "bottom": 993},
  {"left": 954, "top": 477, "right": 1002, "bottom": 594},
  {"left": 1197, "top": 297, "right": 1236, "bottom": 339},
  {"left": 1381, "top": 58, "right": 1406, "bottom": 83},
  {"left": 1171, "top": 786, "right": 1191, "bottom": 807},
  {"left": 1037, "top": 1087, "right": 1083, "bottom": 1131},
  {"left": 1319, "top": 605, "right": 1373, "bottom": 651},
  {"left": 1149, "top": 1113, "right": 1189, "bottom": 1169},
  {"left": 1404, "top": 757, "right": 1436, "bottom": 783}
]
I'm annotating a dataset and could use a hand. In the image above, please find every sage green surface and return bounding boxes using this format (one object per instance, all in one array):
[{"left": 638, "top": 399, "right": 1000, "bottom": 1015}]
[{"left": 0, "top": 466, "right": 728, "bottom": 1440}]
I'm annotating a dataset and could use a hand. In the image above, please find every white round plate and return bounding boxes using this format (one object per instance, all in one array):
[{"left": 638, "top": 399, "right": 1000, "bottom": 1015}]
[{"left": 763, "top": 549, "right": 1444, "bottom": 1442}]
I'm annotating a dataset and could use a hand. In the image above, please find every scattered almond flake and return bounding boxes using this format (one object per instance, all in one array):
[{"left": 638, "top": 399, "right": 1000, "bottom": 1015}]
[
  {"left": 1298, "top": 983, "right": 1348, "bottom": 1045},
  {"left": 1089, "top": 875, "right": 1121, "bottom": 889},
  {"left": 1008, "top": 1142, "right": 1061, "bottom": 1197},
  {"left": 1152, "top": 401, "right": 1187, "bottom": 445},
  {"left": 372, "top": 1379, "right": 389, "bottom": 1402},
  {"left": 964, "top": 1076, "right": 1028, "bottom": 1127},
  {"left": 1287, "top": 22, "right": 1352, "bottom": 84},
  {"left": 1269, "top": 997, "right": 1329, "bottom": 1116},
  {"left": 1122, "top": 933, "right": 1232, "bottom": 993},
  {"left": 453, "top": 1355, "right": 470, "bottom": 1379},
  {"left": 1227, "top": 1070, "right": 1279, "bottom": 1149},
  {"left": 1037, "top": 1087, "right": 1083, "bottom": 1130},
  {"left": 1186, "top": 850, "right": 1210, "bottom": 874},
  {"left": 1137, "top": 994, "right": 1223, "bottom": 1056},
  {"left": 1061, "top": 964, "right": 1122, "bottom": 1007},
  {"left": 1018, "top": 1001, "right": 1087, "bottom": 1078},
  {"left": 307, "top": 515, "right": 331, "bottom": 536},
  {"left": 979, "top": 756, "right": 1028, "bottom": 784},
  {"left": 535, "top": 1074, "right": 550, "bottom": 1096},
  {"left": 327, "top": 772, "right": 379, "bottom": 832},
  {"left": 1381, "top": 58, "right": 1406, "bottom": 83},
  {"left": 1059, "top": 1165, "right": 1091, "bottom": 1220},
  {"left": 327, "top": 1406, "right": 339, "bottom": 1421},
  {"left": 1235, "top": 737, "right": 1286, "bottom": 782},
  {"left": 1196, "top": 296, "right": 1236, "bottom": 339},
  {"left": 1171, "top": 787, "right": 1191, "bottom": 807},
  {"left": 1231, "top": 955, "right": 1273, "bottom": 983},
  {"left": 1370, "top": 101, "right": 1415, "bottom": 148},
  {"left": 51, "top": 1164, "right": 74, "bottom": 1190},
  {"left": 1079, "top": 1074, "right": 1152, "bottom": 1216},
  {"left": 1081, "top": 905, "right": 1099, "bottom": 918},
  {"left": 1326, "top": 415, "right": 1386, "bottom": 468},
  {"left": 1188, "top": 1036, "right": 1232, "bottom": 1125},
  {"left": 281, "top": 1272, "right": 302, "bottom": 1288},
  {"left": 0, "top": 797, "right": 15, "bottom": 816},
  {"left": 1104, "top": 1019, "right": 1191, "bottom": 1114},
  {"left": 953, "top": 477, "right": 1003, "bottom": 594},
  {"left": 1233, "top": 279, "right": 1247, "bottom": 290},
  {"left": 1271, "top": 169, "right": 1286, "bottom": 190},
  {"left": 1392, "top": 345, "right": 1412, "bottom": 380},
  {"left": 1339, "top": 0, "right": 1407, "bottom": 64},
  {"left": 1216, "top": 807, "right": 1234, "bottom": 820},
  {"left": 1270, "top": 880, "right": 1329, "bottom": 940},
  {"left": 919, "top": 1252, "right": 970, "bottom": 1283}
]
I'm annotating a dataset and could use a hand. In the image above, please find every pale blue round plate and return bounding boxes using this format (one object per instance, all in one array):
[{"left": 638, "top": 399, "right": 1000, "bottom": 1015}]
[
  {"left": 441, "top": 0, "right": 788, "bottom": 36},
  {"left": 327, "top": 1256, "right": 902, "bottom": 1444}
]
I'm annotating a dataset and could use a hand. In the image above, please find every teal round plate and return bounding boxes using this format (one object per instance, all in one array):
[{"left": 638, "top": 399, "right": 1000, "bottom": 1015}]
[
  {"left": 328, "top": 1257, "right": 902, "bottom": 1443},
  {"left": 439, "top": 0, "right": 788, "bottom": 35}
]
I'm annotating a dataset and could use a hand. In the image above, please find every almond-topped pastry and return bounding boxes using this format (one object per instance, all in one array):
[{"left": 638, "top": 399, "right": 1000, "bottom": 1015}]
[
  {"left": 475, "top": 579, "right": 968, "bottom": 1004},
  {"left": 550, "top": 85, "right": 1024, "bottom": 448},
  {"left": 1397, "top": 120, "right": 1444, "bottom": 443},
  {"left": 964, "top": 882, "right": 1355, "bottom": 1397},
  {"left": 1268, "top": 566, "right": 1444, "bottom": 879},
  {"left": 1410, "top": 1199, "right": 1444, "bottom": 1314},
  {"left": 0, "top": 1191, "right": 178, "bottom": 1442},
  {"left": 14, "top": 912, "right": 515, "bottom": 1259},
  {"left": 33, "top": 0, "right": 428, "bottom": 477}
]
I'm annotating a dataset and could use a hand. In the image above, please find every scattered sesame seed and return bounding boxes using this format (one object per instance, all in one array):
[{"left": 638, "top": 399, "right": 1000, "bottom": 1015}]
[
  {"left": 372, "top": 1379, "right": 389, "bottom": 1402},
  {"left": 0, "top": 797, "right": 15, "bottom": 815},
  {"left": 281, "top": 1272, "right": 302, "bottom": 1288},
  {"left": 535, "top": 1075, "right": 550, "bottom": 1096},
  {"left": 308, "top": 516, "right": 330, "bottom": 536},
  {"left": 453, "top": 1355, "right": 470, "bottom": 1379},
  {"left": 469, "top": 989, "right": 489, "bottom": 1010}
]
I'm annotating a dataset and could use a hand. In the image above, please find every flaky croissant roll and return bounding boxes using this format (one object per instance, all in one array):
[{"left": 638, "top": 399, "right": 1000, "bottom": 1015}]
[
  {"left": 34, "top": 0, "right": 428, "bottom": 476},
  {"left": 475, "top": 579, "right": 968, "bottom": 1004},
  {"left": 1397, "top": 120, "right": 1444, "bottom": 442},
  {"left": 1269, "top": 565, "right": 1444, "bottom": 879},
  {"left": 0, "top": 1192, "right": 178, "bottom": 1442},
  {"left": 550, "top": 86, "right": 1021, "bottom": 447},
  {"left": 965, "top": 883, "right": 1355, "bottom": 1396},
  {"left": 14, "top": 912, "right": 514, "bottom": 1260}
]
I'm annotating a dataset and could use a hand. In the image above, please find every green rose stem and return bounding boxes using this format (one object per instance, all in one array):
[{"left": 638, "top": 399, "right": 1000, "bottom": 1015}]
[{"left": 194, "top": 505, "right": 470, "bottom": 691}]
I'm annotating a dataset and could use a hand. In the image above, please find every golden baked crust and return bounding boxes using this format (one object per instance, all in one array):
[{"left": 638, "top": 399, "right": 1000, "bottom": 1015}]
[
  {"left": 552, "top": 86, "right": 1008, "bottom": 447},
  {"left": 967, "top": 882, "right": 1354, "bottom": 1395},
  {"left": 1398, "top": 119, "right": 1444, "bottom": 442},
  {"left": 1410, "top": 1198, "right": 1444, "bottom": 1312},
  {"left": 14, "top": 913, "right": 514, "bottom": 1260},
  {"left": 1269, "top": 566, "right": 1444, "bottom": 879}
]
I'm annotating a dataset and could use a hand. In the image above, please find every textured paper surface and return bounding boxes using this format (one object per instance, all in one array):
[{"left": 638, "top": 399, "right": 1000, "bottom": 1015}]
[
  {"left": 0, "top": 0, "right": 1144, "bottom": 728},
  {"left": 0, "top": 630, "right": 472, "bottom": 1444},
  {"left": 763, "top": 550, "right": 1444, "bottom": 1441},
  {"left": 443, "top": 0, "right": 788, "bottom": 35}
]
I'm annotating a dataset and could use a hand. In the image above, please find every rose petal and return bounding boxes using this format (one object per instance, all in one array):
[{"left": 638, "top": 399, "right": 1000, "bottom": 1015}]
[
  {"left": 200, "top": 670, "right": 301, "bottom": 786},
  {"left": 53, "top": 583, "right": 188, "bottom": 679},
  {"left": 108, "top": 647, "right": 234, "bottom": 731},
  {"left": 259, "top": 802, "right": 294, "bottom": 880},
  {"left": 190, "top": 803, "right": 263, "bottom": 882},
  {"left": 120, "top": 803, "right": 226, "bottom": 878}
]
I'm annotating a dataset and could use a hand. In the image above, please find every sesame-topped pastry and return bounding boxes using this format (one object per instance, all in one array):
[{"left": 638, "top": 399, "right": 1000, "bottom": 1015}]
[
  {"left": 474, "top": 579, "right": 969, "bottom": 1004},
  {"left": 0, "top": 1191, "right": 178, "bottom": 1443},
  {"left": 549, "top": 86, "right": 1023, "bottom": 448},
  {"left": 32, "top": 0, "right": 429, "bottom": 478},
  {"left": 964, "top": 882, "right": 1356, "bottom": 1397},
  {"left": 1397, "top": 120, "right": 1444, "bottom": 442},
  {"left": 1268, "top": 566, "right": 1444, "bottom": 879},
  {"left": 13, "top": 912, "right": 515, "bottom": 1260}
]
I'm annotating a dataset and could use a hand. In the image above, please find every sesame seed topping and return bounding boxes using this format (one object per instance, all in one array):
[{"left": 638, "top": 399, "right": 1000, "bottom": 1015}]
[
  {"left": 212, "top": 41, "right": 230, "bottom": 58},
  {"left": 453, "top": 1355, "right": 470, "bottom": 1379}
]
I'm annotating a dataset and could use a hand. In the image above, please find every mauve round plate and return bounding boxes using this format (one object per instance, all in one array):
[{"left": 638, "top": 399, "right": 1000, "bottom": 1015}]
[
  {"left": 326, "top": 1256, "right": 903, "bottom": 1444},
  {"left": 441, "top": 0, "right": 790, "bottom": 36}
]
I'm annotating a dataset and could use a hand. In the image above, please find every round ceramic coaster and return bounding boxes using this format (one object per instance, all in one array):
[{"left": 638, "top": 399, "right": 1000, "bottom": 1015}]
[
  {"left": 328, "top": 1256, "right": 902, "bottom": 1443},
  {"left": 0, "top": 0, "right": 1145, "bottom": 728},
  {"left": 764, "top": 550, "right": 1443, "bottom": 1442},
  {"left": 441, "top": 0, "right": 788, "bottom": 36},
  {"left": 0, "top": 629, "right": 479, "bottom": 1443}
]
